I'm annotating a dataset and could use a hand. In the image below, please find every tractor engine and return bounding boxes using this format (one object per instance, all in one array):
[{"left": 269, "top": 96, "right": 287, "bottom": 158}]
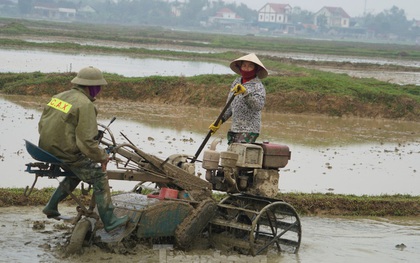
[{"left": 202, "top": 140, "right": 291, "bottom": 198}]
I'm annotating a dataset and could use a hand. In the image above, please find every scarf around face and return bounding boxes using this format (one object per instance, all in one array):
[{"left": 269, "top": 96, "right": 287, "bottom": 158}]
[
  {"left": 240, "top": 68, "right": 257, "bottom": 83},
  {"left": 88, "top": 86, "right": 101, "bottom": 98}
]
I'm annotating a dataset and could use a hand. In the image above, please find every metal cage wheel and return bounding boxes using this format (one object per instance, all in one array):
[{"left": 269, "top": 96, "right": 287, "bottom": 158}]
[
  {"left": 212, "top": 195, "right": 301, "bottom": 256},
  {"left": 249, "top": 201, "right": 301, "bottom": 256}
]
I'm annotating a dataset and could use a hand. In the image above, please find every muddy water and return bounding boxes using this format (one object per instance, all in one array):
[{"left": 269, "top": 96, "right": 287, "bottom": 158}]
[
  {"left": 2, "top": 95, "right": 420, "bottom": 195},
  {"left": 316, "top": 67, "right": 420, "bottom": 86},
  {"left": 0, "top": 49, "right": 231, "bottom": 77},
  {"left": 1, "top": 95, "right": 420, "bottom": 262},
  {"left": 1, "top": 206, "right": 419, "bottom": 263},
  {"left": 1, "top": 40, "right": 420, "bottom": 262},
  {"left": 1, "top": 47, "right": 419, "bottom": 86}
]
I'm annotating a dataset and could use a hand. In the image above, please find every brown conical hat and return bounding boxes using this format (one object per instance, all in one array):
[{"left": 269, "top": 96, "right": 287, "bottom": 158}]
[{"left": 229, "top": 53, "right": 268, "bottom": 79}]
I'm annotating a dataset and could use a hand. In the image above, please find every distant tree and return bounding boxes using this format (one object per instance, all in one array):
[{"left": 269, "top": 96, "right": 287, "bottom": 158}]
[
  {"left": 364, "top": 6, "right": 411, "bottom": 37},
  {"left": 408, "top": 19, "right": 420, "bottom": 39},
  {"left": 18, "top": 0, "right": 33, "bottom": 14},
  {"left": 60, "top": 1, "right": 77, "bottom": 9},
  {"left": 180, "top": 0, "right": 207, "bottom": 24},
  {"left": 315, "top": 14, "right": 328, "bottom": 32},
  {"left": 290, "top": 7, "right": 314, "bottom": 24},
  {"left": 227, "top": 3, "right": 257, "bottom": 23},
  {"left": 86, "top": 0, "right": 172, "bottom": 25},
  {"left": 36, "top": 0, "right": 55, "bottom": 4}
]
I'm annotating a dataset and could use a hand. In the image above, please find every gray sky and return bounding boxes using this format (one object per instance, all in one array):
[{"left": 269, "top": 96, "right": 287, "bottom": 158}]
[{"left": 227, "top": 0, "right": 420, "bottom": 20}]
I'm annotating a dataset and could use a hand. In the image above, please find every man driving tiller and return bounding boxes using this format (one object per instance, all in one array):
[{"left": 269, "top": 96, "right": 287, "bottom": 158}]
[{"left": 38, "top": 66, "right": 128, "bottom": 232}]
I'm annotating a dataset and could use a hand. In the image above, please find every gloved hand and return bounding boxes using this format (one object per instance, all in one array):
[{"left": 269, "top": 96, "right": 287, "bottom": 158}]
[
  {"left": 231, "top": 84, "right": 246, "bottom": 95},
  {"left": 209, "top": 119, "right": 223, "bottom": 135}
]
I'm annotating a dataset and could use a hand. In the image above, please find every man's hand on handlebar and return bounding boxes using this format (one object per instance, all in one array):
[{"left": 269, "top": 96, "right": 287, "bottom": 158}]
[{"left": 94, "top": 130, "right": 105, "bottom": 141}]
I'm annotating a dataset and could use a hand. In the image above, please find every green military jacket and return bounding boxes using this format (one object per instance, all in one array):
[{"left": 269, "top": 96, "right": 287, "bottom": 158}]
[{"left": 38, "top": 86, "right": 108, "bottom": 166}]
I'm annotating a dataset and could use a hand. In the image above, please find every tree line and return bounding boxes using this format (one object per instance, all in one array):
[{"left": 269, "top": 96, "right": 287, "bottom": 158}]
[{"left": 9, "top": 0, "right": 419, "bottom": 40}]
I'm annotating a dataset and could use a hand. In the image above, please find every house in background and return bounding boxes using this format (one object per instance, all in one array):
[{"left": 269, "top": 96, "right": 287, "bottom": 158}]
[
  {"left": 208, "top": 7, "right": 244, "bottom": 28},
  {"left": 412, "top": 19, "right": 420, "bottom": 28},
  {"left": 33, "top": 3, "right": 76, "bottom": 20},
  {"left": 76, "top": 5, "right": 97, "bottom": 19},
  {"left": 258, "top": 3, "right": 291, "bottom": 24},
  {"left": 257, "top": 3, "right": 292, "bottom": 33},
  {"left": 314, "top": 6, "right": 350, "bottom": 28}
]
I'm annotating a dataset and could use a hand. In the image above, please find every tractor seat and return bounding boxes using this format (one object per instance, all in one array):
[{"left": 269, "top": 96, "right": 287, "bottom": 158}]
[
  {"left": 25, "top": 140, "right": 64, "bottom": 164},
  {"left": 24, "top": 140, "right": 75, "bottom": 177}
]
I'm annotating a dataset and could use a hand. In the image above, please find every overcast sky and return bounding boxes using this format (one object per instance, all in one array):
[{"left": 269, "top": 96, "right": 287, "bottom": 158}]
[{"left": 227, "top": 0, "right": 420, "bottom": 20}]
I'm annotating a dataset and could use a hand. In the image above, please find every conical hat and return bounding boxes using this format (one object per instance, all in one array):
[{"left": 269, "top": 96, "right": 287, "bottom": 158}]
[{"left": 229, "top": 53, "right": 268, "bottom": 79}]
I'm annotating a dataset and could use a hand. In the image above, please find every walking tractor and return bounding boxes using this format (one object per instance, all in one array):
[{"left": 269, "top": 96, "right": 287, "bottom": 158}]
[{"left": 24, "top": 117, "right": 302, "bottom": 256}]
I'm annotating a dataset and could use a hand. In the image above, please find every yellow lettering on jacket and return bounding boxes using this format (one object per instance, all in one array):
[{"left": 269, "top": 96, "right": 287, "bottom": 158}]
[{"left": 47, "top": 98, "right": 72, "bottom": 113}]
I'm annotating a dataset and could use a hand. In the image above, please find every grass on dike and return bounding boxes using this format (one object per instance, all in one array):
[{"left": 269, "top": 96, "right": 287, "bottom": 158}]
[{"left": 1, "top": 187, "right": 419, "bottom": 217}]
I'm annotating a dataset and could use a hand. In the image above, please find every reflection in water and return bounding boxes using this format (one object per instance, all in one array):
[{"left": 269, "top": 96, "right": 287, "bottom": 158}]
[
  {"left": 259, "top": 51, "right": 420, "bottom": 68},
  {"left": 2, "top": 46, "right": 419, "bottom": 263},
  {"left": 316, "top": 68, "right": 420, "bottom": 86},
  {"left": 1, "top": 94, "right": 420, "bottom": 195},
  {"left": 262, "top": 112, "right": 420, "bottom": 145},
  {"left": 0, "top": 49, "right": 231, "bottom": 77},
  {"left": 290, "top": 216, "right": 420, "bottom": 263}
]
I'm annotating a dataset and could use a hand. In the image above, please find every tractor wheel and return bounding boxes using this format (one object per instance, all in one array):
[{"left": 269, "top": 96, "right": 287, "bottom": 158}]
[
  {"left": 175, "top": 198, "right": 217, "bottom": 250},
  {"left": 66, "top": 218, "right": 92, "bottom": 255}
]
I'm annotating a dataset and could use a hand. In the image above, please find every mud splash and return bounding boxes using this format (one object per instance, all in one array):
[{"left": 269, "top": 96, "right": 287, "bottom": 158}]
[{"left": 1, "top": 206, "right": 420, "bottom": 263}]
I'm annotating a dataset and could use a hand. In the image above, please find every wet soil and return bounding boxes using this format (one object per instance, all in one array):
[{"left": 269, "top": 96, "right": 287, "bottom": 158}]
[
  {"left": 1, "top": 112, "right": 419, "bottom": 263},
  {"left": 2, "top": 35, "right": 420, "bottom": 121},
  {"left": 1, "top": 39, "right": 420, "bottom": 261},
  {"left": 2, "top": 205, "right": 419, "bottom": 263},
  {"left": 0, "top": 205, "right": 158, "bottom": 263},
  {"left": 2, "top": 93, "right": 420, "bottom": 199}
]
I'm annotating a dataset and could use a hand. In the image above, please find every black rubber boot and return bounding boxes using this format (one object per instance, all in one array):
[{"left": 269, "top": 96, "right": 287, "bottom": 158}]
[
  {"left": 94, "top": 178, "right": 128, "bottom": 232},
  {"left": 42, "top": 177, "right": 79, "bottom": 218}
]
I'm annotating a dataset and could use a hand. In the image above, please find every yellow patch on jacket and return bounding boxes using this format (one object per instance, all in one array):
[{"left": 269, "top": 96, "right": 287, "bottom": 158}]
[{"left": 47, "top": 98, "right": 72, "bottom": 113}]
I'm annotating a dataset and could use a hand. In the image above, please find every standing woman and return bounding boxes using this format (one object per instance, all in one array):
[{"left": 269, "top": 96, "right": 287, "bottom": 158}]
[{"left": 209, "top": 53, "right": 268, "bottom": 144}]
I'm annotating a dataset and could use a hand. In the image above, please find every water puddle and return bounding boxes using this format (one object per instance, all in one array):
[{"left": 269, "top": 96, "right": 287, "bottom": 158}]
[
  {"left": 316, "top": 67, "right": 420, "bottom": 85},
  {"left": 1, "top": 94, "right": 420, "bottom": 195},
  {"left": 1, "top": 94, "right": 420, "bottom": 262},
  {"left": 1, "top": 47, "right": 419, "bottom": 86},
  {"left": 1, "top": 43, "right": 420, "bottom": 263},
  {"left": 0, "top": 49, "right": 231, "bottom": 77}
]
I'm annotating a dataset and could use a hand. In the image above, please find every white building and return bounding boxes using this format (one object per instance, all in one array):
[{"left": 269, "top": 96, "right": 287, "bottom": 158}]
[
  {"left": 314, "top": 6, "right": 350, "bottom": 28},
  {"left": 258, "top": 3, "right": 292, "bottom": 24}
]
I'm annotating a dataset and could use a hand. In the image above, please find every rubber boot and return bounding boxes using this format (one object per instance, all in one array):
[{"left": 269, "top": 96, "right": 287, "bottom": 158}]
[
  {"left": 94, "top": 179, "right": 128, "bottom": 232},
  {"left": 43, "top": 177, "right": 79, "bottom": 218}
]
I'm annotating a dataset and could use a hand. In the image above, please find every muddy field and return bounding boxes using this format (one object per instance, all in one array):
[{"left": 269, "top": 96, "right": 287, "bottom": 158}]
[
  {"left": 1, "top": 93, "right": 420, "bottom": 263},
  {"left": 1, "top": 38, "right": 419, "bottom": 262},
  {"left": 2, "top": 205, "right": 419, "bottom": 263}
]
